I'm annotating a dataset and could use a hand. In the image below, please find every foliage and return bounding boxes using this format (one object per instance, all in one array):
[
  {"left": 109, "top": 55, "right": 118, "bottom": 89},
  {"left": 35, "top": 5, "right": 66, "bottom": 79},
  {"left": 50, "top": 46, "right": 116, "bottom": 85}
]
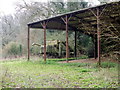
[
  {"left": 1, "top": 15, "right": 20, "bottom": 47},
  {"left": 98, "top": 0, "right": 120, "bottom": 4},
  {"left": 3, "top": 42, "right": 22, "bottom": 58},
  {"left": 30, "top": 46, "right": 40, "bottom": 56},
  {"left": 77, "top": 32, "right": 94, "bottom": 57},
  {"left": 100, "top": 23, "right": 120, "bottom": 60}
]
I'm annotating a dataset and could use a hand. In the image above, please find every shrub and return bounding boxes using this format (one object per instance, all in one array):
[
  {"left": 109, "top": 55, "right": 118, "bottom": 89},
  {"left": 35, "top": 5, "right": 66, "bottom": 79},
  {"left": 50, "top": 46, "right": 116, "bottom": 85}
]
[
  {"left": 30, "top": 46, "right": 40, "bottom": 55},
  {"left": 3, "top": 42, "right": 22, "bottom": 58}
]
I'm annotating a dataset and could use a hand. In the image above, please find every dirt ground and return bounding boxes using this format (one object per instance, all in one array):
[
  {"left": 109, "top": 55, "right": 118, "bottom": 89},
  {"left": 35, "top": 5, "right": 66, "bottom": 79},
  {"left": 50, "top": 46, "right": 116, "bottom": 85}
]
[
  {"left": 59, "top": 58, "right": 98, "bottom": 63},
  {"left": 59, "top": 58, "right": 117, "bottom": 63}
]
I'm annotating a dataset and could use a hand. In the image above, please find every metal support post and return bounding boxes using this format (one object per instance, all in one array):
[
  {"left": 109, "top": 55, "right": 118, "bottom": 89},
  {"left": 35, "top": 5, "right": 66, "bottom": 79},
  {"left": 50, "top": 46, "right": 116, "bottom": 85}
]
[
  {"left": 65, "top": 15, "right": 69, "bottom": 62},
  {"left": 28, "top": 26, "right": 30, "bottom": 61},
  {"left": 61, "top": 15, "right": 71, "bottom": 63},
  {"left": 41, "top": 21, "right": 47, "bottom": 63},
  {"left": 74, "top": 30, "right": 77, "bottom": 58},
  {"left": 89, "top": 6, "right": 107, "bottom": 66},
  {"left": 97, "top": 9, "right": 101, "bottom": 66}
]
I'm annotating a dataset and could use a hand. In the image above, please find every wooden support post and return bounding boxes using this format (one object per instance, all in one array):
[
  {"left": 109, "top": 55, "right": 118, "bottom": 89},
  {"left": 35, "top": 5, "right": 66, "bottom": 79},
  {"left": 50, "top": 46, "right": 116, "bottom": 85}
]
[
  {"left": 74, "top": 30, "right": 77, "bottom": 58},
  {"left": 41, "top": 21, "right": 47, "bottom": 63},
  {"left": 61, "top": 15, "right": 71, "bottom": 63},
  {"left": 27, "top": 26, "right": 30, "bottom": 61}
]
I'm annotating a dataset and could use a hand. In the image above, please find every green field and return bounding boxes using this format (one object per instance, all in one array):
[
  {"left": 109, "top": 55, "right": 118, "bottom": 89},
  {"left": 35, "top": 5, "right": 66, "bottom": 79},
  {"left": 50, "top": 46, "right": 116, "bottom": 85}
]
[{"left": 0, "top": 59, "right": 119, "bottom": 88}]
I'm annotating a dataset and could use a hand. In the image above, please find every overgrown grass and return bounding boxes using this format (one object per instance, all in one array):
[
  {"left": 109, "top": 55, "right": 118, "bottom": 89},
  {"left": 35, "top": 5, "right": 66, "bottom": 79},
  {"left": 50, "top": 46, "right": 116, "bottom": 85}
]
[
  {"left": 100, "top": 61, "right": 117, "bottom": 68},
  {"left": 0, "top": 58, "right": 118, "bottom": 88},
  {"left": 46, "top": 55, "right": 88, "bottom": 61}
]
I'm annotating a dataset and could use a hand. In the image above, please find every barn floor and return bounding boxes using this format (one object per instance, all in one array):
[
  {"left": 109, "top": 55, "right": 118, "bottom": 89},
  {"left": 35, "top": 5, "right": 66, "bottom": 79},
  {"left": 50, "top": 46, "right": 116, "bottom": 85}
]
[
  {"left": 59, "top": 58, "right": 98, "bottom": 63},
  {"left": 59, "top": 57, "right": 117, "bottom": 63}
]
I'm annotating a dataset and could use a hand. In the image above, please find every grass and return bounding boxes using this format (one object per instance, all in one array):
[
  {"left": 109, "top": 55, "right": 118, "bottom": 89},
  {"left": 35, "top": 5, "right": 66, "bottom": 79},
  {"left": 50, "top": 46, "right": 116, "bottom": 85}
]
[
  {"left": 0, "top": 58, "right": 119, "bottom": 88},
  {"left": 47, "top": 55, "right": 88, "bottom": 61}
]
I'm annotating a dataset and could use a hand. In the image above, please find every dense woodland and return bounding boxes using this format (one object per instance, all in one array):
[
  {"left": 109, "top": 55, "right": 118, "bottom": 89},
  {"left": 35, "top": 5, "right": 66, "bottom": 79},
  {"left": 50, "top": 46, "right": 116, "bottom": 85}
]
[{"left": 0, "top": 0, "right": 119, "bottom": 61}]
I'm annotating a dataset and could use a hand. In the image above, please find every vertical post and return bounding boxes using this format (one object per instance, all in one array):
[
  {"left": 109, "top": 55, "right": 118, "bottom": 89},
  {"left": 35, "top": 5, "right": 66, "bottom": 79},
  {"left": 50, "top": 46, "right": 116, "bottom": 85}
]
[
  {"left": 94, "top": 34, "right": 97, "bottom": 59},
  {"left": 41, "top": 22, "right": 47, "bottom": 63},
  {"left": 66, "top": 15, "right": 69, "bottom": 63},
  {"left": 28, "top": 26, "right": 30, "bottom": 61},
  {"left": 74, "top": 30, "right": 77, "bottom": 58},
  {"left": 43, "top": 23, "right": 46, "bottom": 63},
  {"left": 91, "top": 35, "right": 96, "bottom": 59},
  {"left": 89, "top": 7, "right": 107, "bottom": 66},
  {"left": 97, "top": 8, "right": 101, "bottom": 66},
  {"left": 58, "top": 41, "right": 61, "bottom": 57},
  {"left": 93, "top": 31, "right": 95, "bottom": 59},
  {"left": 95, "top": 35, "right": 98, "bottom": 59},
  {"left": 61, "top": 15, "right": 71, "bottom": 63}
]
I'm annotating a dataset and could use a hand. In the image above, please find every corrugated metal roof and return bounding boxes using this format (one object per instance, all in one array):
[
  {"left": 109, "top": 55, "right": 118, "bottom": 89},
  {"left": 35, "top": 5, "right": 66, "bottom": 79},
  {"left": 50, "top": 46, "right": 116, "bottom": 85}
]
[{"left": 28, "top": 1, "right": 120, "bottom": 35}]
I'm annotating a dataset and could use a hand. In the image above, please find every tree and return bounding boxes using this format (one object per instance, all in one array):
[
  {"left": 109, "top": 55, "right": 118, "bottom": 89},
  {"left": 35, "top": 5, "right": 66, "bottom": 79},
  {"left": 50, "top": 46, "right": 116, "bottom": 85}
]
[
  {"left": 98, "top": 0, "right": 120, "bottom": 4},
  {"left": 1, "top": 14, "right": 19, "bottom": 47}
]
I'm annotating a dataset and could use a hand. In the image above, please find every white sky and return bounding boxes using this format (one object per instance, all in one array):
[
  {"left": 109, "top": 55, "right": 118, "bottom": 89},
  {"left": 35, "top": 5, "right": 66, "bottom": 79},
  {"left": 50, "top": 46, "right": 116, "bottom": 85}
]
[
  {"left": 0, "top": 0, "right": 16, "bottom": 15},
  {"left": 0, "top": 0, "right": 48, "bottom": 15},
  {"left": 0, "top": 0, "right": 100, "bottom": 15}
]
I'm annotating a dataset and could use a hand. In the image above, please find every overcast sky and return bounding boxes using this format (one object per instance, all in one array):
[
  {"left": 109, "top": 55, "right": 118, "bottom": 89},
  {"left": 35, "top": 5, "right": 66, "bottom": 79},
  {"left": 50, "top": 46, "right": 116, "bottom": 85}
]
[
  {"left": 0, "top": 0, "right": 101, "bottom": 15},
  {"left": 0, "top": 0, "right": 49, "bottom": 15}
]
